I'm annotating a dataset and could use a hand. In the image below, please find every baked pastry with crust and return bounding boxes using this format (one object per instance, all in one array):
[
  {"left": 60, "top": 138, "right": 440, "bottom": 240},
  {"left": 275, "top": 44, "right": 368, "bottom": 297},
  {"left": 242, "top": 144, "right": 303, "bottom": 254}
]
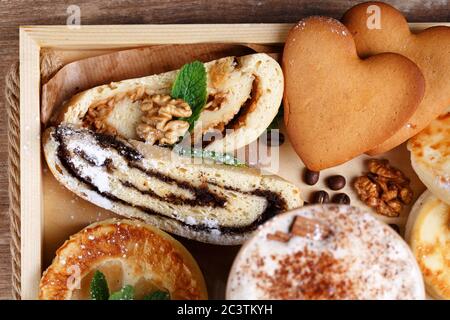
[
  {"left": 405, "top": 191, "right": 450, "bottom": 299},
  {"left": 408, "top": 110, "right": 450, "bottom": 205},
  {"left": 55, "top": 54, "right": 283, "bottom": 153},
  {"left": 43, "top": 125, "right": 302, "bottom": 245},
  {"left": 39, "top": 219, "right": 208, "bottom": 300}
]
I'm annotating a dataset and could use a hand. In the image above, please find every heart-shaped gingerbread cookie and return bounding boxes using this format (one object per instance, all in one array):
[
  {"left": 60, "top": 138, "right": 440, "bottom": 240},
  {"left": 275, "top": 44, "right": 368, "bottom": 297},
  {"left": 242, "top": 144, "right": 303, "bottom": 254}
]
[
  {"left": 343, "top": 2, "right": 450, "bottom": 155},
  {"left": 283, "top": 17, "right": 425, "bottom": 171}
]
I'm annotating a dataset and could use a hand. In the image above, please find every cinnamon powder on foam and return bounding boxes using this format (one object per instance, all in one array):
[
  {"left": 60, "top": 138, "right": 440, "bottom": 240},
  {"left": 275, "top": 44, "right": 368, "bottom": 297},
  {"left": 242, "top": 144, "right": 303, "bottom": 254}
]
[{"left": 253, "top": 247, "right": 354, "bottom": 300}]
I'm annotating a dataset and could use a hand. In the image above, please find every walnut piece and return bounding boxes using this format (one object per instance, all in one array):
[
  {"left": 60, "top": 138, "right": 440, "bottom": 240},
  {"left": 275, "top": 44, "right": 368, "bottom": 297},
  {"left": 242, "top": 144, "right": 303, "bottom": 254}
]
[
  {"left": 368, "top": 159, "right": 409, "bottom": 185},
  {"left": 377, "top": 200, "right": 400, "bottom": 217},
  {"left": 399, "top": 187, "right": 413, "bottom": 204},
  {"left": 83, "top": 99, "right": 117, "bottom": 135},
  {"left": 354, "top": 159, "right": 413, "bottom": 217},
  {"left": 83, "top": 87, "right": 147, "bottom": 136},
  {"left": 136, "top": 94, "right": 192, "bottom": 145},
  {"left": 83, "top": 88, "right": 192, "bottom": 146},
  {"left": 354, "top": 176, "right": 378, "bottom": 201}
]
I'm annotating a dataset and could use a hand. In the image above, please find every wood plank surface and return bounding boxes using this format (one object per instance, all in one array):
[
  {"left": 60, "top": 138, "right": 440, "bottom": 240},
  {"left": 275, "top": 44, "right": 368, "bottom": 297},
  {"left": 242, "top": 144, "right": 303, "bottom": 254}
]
[
  {"left": 0, "top": 0, "right": 449, "bottom": 300},
  {"left": 19, "top": 29, "right": 42, "bottom": 300}
]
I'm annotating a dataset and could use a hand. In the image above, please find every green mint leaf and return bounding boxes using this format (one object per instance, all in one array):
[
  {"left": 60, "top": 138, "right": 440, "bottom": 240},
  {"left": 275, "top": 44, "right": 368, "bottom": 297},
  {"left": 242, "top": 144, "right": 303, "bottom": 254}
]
[
  {"left": 108, "top": 285, "right": 134, "bottom": 300},
  {"left": 267, "top": 105, "right": 284, "bottom": 131},
  {"left": 89, "top": 270, "right": 109, "bottom": 300},
  {"left": 173, "top": 145, "right": 246, "bottom": 167},
  {"left": 143, "top": 290, "right": 170, "bottom": 300},
  {"left": 171, "top": 61, "right": 207, "bottom": 131}
]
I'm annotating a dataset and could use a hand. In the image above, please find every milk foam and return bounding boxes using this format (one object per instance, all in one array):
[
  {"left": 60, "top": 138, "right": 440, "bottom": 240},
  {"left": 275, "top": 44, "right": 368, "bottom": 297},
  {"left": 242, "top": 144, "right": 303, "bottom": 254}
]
[{"left": 227, "top": 205, "right": 425, "bottom": 300}]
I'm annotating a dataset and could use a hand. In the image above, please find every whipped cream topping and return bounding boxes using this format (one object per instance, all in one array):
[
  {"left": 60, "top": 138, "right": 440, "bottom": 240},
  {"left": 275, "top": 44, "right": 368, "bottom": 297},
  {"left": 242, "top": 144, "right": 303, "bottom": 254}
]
[{"left": 227, "top": 205, "right": 425, "bottom": 300}]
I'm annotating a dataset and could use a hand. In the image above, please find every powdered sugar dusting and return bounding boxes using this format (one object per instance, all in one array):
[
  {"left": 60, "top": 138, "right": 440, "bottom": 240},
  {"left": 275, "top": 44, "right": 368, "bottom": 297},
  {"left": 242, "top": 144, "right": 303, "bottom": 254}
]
[
  {"left": 69, "top": 139, "right": 109, "bottom": 165},
  {"left": 85, "top": 190, "right": 113, "bottom": 210},
  {"left": 185, "top": 216, "right": 221, "bottom": 235},
  {"left": 70, "top": 156, "right": 111, "bottom": 193},
  {"left": 293, "top": 16, "right": 350, "bottom": 37}
]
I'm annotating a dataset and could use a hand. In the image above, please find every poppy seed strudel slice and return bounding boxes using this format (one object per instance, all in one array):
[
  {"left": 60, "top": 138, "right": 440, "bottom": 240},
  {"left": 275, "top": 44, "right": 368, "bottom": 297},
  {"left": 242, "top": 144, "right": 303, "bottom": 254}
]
[{"left": 43, "top": 125, "right": 302, "bottom": 245}]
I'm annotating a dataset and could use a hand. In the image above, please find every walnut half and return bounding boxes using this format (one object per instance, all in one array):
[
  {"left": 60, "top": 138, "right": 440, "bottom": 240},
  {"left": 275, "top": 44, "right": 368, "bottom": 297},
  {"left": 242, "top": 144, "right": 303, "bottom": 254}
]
[
  {"left": 354, "top": 159, "right": 413, "bottom": 217},
  {"left": 136, "top": 94, "right": 192, "bottom": 145},
  {"left": 83, "top": 98, "right": 117, "bottom": 135}
]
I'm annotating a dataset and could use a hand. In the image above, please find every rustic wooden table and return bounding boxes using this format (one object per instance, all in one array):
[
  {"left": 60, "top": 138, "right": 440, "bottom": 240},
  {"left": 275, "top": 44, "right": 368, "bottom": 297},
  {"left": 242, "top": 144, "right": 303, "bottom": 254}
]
[{"left": 0, "top": 0, "right": 448, "bottom": 300}]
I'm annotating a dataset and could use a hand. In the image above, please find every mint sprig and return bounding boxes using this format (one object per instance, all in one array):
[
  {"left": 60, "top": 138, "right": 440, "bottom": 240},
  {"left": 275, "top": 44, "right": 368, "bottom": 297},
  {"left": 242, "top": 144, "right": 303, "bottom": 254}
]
[
  {"left": 90, "top": 270, "right": 109, "bottom": 300},
  {"left": 109, "top": 285, "right": 134, "bottom": 300},
  {"left": 171, "top": 61, "right": 207, "bottom": 131},
  {"left": 143, "top": 290, "right": 170, "bottom": 300},
  {"left": 173, "top": 145, "right": 245, "bottom": 167},
  {"left": 267, "top": 105, "right": 284, "bottom": 131},
  {"left": 89, "top": 270, "right": 171, "bottom": 300}
]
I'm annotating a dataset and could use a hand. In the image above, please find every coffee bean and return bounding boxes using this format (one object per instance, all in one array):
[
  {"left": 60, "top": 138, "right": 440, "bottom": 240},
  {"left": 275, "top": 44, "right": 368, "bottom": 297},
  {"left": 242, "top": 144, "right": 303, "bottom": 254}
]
[
  {"left": 262, "top": 130, "right": 285, "bottom": 147},
  {"left": 303, "top": 169, "right": 320, "bottom": 185},
  {"left": 311, "top": 190, "right": 330, "bottom": 204},
  {"left": 389, "top": 224, "right": 400, "bottom": 234},
  {"left": 332, "top": 193, "right": 350, "bottom": 205},
  {"left": 326, "top": 175, "right": 346, "bottom": 190}
]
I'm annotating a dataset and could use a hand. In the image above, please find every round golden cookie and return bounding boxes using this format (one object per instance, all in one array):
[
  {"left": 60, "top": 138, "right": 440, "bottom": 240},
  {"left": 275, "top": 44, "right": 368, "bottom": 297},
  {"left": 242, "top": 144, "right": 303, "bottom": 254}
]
[{"left": 39, "top": 219, "right": 207, "bottom": 300}]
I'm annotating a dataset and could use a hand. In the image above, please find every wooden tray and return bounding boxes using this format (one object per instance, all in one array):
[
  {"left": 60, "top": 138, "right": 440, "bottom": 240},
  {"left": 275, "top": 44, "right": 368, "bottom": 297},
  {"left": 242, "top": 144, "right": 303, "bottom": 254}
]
[{"left": 19, "top": 23, "right": 449, "bottom": 300}]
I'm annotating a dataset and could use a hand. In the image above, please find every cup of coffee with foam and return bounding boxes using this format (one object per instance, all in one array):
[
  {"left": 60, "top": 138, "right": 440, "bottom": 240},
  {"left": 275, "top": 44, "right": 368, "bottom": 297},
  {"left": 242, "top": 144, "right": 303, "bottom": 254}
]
[{"left": 226, "top": 205, "right": 425, "bottom": 300}]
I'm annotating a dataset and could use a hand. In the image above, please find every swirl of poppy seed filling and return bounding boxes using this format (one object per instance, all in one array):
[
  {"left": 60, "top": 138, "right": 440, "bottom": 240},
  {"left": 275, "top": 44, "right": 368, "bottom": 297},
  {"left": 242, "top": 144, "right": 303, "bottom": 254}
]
[{"left": 53, "top": 126, "right": 288, "bottom": 235}]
